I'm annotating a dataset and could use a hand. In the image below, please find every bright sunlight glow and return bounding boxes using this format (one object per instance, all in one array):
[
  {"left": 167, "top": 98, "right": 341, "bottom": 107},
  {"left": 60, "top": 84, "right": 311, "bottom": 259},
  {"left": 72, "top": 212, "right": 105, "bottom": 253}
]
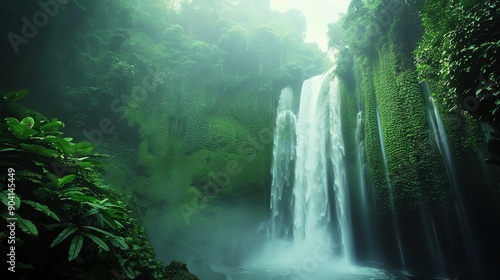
[{"left": 270, "top": 0, "right": 351, "bottom": 51}]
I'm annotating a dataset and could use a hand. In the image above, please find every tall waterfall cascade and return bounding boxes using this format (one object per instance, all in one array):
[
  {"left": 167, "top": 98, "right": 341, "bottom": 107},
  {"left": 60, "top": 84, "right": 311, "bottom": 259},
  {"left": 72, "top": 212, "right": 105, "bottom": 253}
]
[{"left": 270, "top": 69, "right": 353, "bottom": 264}]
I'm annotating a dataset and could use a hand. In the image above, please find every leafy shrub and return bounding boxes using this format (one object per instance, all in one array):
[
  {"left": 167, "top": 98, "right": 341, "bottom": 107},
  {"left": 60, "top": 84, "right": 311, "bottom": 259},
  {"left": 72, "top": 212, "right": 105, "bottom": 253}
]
[{"left": 0, "top": 90, "right": 169, "bottom": 279}]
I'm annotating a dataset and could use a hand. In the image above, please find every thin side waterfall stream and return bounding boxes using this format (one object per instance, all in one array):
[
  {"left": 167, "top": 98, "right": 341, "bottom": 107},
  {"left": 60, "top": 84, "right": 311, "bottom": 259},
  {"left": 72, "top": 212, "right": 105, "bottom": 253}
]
[
  {"left": 354, "top": 110, "right": 377, "bottom": 261},
  {"left": 421, "top": 82, "right": 483, "bottom": 276}
]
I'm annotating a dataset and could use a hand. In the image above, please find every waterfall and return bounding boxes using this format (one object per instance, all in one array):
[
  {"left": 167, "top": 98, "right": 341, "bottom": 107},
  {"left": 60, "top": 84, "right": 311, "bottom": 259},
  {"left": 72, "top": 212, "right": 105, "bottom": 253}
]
[
  {"left": 328, "top": 77, "right": 353, "bottom": 264},
  {"left": 270, "top": 87, "right": 297, "bottom": 239},
  {"left": 355, "top": 110, "right": 376, "bottom": 260},
  {"left": 293, "top": 72, "right": 332, "bottom": 243},
  {"left": 423, "top": 83, "right": 464, "bottom": 231},
  {"left": 422, "top": 82, "right": 481, "bottom": 275},
  {"left": 270, "top": 70, "right": 353, "bottom": 264}
]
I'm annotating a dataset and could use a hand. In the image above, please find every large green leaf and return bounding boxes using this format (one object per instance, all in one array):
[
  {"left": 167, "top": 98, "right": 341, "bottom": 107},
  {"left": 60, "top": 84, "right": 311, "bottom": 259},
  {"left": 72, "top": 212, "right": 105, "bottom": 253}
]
[
  {"left": 3, "top": 90, "right": 29, "bottom": 103},
  {"left": 102, "top": 211, "right": 122, "bottom": 230},
  {"left": 109, "top": 236, "right": 129, "bottom": 250},
  {"left": 0, "top": 148, "right": 19, "bottom": 153},
  {"left": 58, "top": 174, "right": 76, "bottom": 188},
  {"left": 0, "top": 190, "right": 20, "bottom": 209},
  {"left": 20, "top": 143, "right": 61, "bottom": 157},
  {"left": 16, "top": 214, "right": 38, "bottom": 236},
  {"left": 78, "top": 161, "right": 93, "bottom": 169},
  {"left": 123, "top": 267, "right": 138, "bottom": 279},
  {"left": 10, "top": 123, "right": 38, "bottom": 139},
  {"left": 81, "top": 208, "right": 100, "bottom": 219},
  {"left": 68, "top": 234, "right": 84, "bottom": 261},
  {"left": 53, "top": 138, "right": 73, "bottom": 155},
  {"left": 39, "top": 135, "right": 63, "bottom": 143},
  {"left": 4, "top": 117, "right": 19, "bottom": 125},
  {"left": 61, "top": 186, "right": 90, "bottom": 195},
  {"left": 69, "top": 141, "right": 96, "bottom": 154},
  {"left": 65, "top": 194, "right": 99, "bottom": 202},
  {"left": 20, "top": 117, "right": 35, "bottom": 128},
  {"left": 83, "top": 225, "right": 116, "bottom": 237},
  {"left": 23, "top": 200, "right": 60, "bottom": 221},
  {"left": 86, "top": 202, "right": 109, "bottom": 210},
  {"left": 51, "top": 225, "right": 78, "bottom": 248},
  {"left": 40, "top": 120, "right": 64, "bottom": 133},
  {"left": 83, "top": 232, "right": 110, "bottom": 251}
]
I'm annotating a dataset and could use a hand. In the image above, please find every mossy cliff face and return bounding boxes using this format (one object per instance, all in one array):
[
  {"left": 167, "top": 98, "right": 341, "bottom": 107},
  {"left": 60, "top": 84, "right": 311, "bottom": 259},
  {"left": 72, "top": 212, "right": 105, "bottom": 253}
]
[
  {"left": 3, "top": 0, "right": 327, "bottom": 213},
  {"left": 132, "top": 94, "right": 275, "bottom": 210},
  {"left": 340, "top": 50, "right": 448, "bottom": 213},
  {"left": 372, "top": 48, "right": 448, "bottom": 210}
]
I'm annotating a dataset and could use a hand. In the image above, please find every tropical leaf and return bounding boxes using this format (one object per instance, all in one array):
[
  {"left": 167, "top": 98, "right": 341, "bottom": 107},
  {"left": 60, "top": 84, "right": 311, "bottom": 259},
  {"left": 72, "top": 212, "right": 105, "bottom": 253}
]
[
  {"left": 3, "top": 90, "right": 29, "bottom": 103},
  {"left": 23, "top": 200, "right": 60, "bottom": 221},
  {"left": 20, "top": 143, "right": 60, "bottom": 157},
  {"left": 70, "top": 141, "right": 96, "bottom": 154},
  {"left": 60, "top": 186, "right": 90, "bottom": 194},
  {"left": 58, "top": 174, "right": 76, "bottom": 188},
  {"left": 53, "top": 138, "right": 73, "bottom": 155},
  {"left": 17, "top": 170, "right": 43, "bottom": 184},
  {"left": 65, "top": 194, "right": 99, "bottom": 202},
  {"left": 16, "top": 214, "right": 38, "bottom": 236},
  {"left": 20, "top": 117, "right": 35, "bottom": 128},
  {"left": 68, "top": 234, "right": 84, "bottom": 261},
  {"left": 82, "top": 232, "right": 110, "bottom": 251},
  {"left": 123, "top": 266, "right": 137, "bottom": 278},
  {"left": 109, "top": 236, "right": 129, "bottom": 250},
  {"left": 40, "top": 121, "right": 64, "bottom": 133},
  {"left": 0, "top": 148, "right": 19, "bottom": 153},
  {"left": 99, "top": 209, "right": 122, "bottom": 230},
  {"left": 83, "top": 225, "right": 116, "bottom": 237},
  {"left": 86, "top": 202, "right": 109, "bottom": 210},
  {"left": 39, "top": 135, "right": 63, "bottom": 143},
  {"left": 4, "top": 117, "right": 19, "bottom": 125},
  {"left": 51, "top": 225, "right": 78, "bottom": 248},
  {"left": 0, "top": 190, "right": 20, "bottom": 209},
  {"left": 10, "top": 123, "right": 38, "bottom": 138},
  {"left": 81, "top": 207, "right": 100, "bottom": 219},
  {"left": 79, "top": 161, "right": 93, "bottom": 169}
]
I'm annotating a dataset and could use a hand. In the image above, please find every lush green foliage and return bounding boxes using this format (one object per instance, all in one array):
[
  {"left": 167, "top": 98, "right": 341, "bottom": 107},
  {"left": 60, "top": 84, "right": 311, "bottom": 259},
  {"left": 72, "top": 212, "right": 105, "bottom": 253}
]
[
  {"left": 415, "top": 0, "right": 500, "bottom": 129},
  {"left": 0, "top": 91, "right": 168, "bottom": 279},
  {"left": 13, "top": 0, "right": 329, "bottom": 206}
]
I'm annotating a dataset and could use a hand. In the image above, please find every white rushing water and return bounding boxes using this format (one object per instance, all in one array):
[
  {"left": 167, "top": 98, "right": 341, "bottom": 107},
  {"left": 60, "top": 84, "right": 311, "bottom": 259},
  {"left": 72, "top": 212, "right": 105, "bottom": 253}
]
[
  {"left": 327, "top": 76, "right": 353, "bottom": 264},
  {"left": 293, "top": 72, "right": 332, "bottom": 244},
  {"left": 269, "top": 69, "right": 353, "bottom": 264},
  {"left": 270, "top": 87, "right": 297, "bottom": 239},
  {"left": 355, "top": 110, "right": 377, "bottom": 259},
  {"left": 422, "top": 82, "right": 480, "bottom": 276}
]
